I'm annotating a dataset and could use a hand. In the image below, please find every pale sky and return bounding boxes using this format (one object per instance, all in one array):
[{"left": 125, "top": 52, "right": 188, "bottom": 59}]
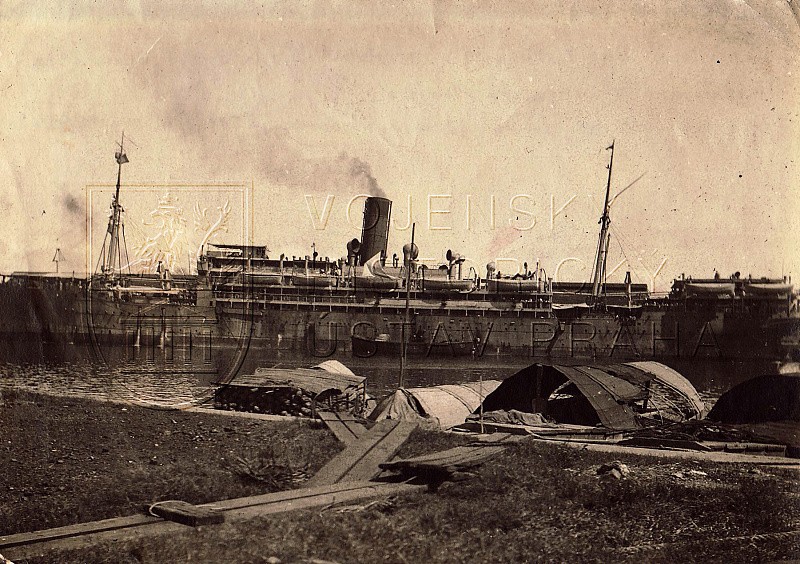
[{"left": 1, "top": 1, "right": 798, "bottom": 292}]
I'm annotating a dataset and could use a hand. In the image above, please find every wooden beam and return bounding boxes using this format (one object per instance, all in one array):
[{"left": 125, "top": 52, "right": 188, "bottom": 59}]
[
  {"left": 381, "top": 445, "right": 506, "bottom": 475},
  {"left": 307, "top": 419, "right": 417, "bottom": 487},
  {"left": 316, "top": 410, "right": 367, "bottom": 445},
  {"left": 0, "top": 515, "right": 159, "bottom": 551},
  {"left": 3, "top": 481, "right": 423, "bottom": 560}
]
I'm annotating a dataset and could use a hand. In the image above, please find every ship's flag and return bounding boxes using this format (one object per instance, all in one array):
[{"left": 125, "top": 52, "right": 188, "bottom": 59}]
[{"left": 115, "top": 152, "right": 129, "bottom": 165}]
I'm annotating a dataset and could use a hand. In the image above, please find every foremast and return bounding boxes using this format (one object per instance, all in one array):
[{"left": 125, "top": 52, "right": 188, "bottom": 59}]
[
  {"left": 100, "top": 133, "right": 129, "bottom": 279},
  {"left": 590, "top": 141, "right": 614, "bottom": 307}
]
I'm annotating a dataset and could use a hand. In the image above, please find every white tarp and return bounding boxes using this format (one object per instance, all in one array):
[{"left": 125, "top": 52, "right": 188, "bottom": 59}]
[{"left": 370, "top": 380, "right": 502, "bottom": 429}]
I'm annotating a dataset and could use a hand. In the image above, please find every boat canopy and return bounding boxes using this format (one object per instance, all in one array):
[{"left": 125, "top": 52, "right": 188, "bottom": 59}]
[
  {"left": 478, "top": 362, "right": 704, "bottom": 430},
  {"left": 708, "top": 373, "right": 800, "bottom": 423},
  {"left": 229, "top": 360, "right": 365, "bottom": 396},
  {"left": 370, "top": 380, "right": 502, "bottom": 429}
]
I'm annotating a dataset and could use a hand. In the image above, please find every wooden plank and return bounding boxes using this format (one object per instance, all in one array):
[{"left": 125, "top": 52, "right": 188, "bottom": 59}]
[
  {"left": 468, "top": 432, "right": 527, "bottom": 446},
  {"left": 542, "top": 438, "right": 800, "bottom": 465},
  {"left": 217, "top": 482, "right": 421, "bottom": 522},
  {"left": 1, "top": 482, "right": 386, "bottom": 552},
  {"left": 456, "top": 420, "right": 626, "bottom": 440},
  {"left": 701, "top": 441, "right": 787, "bottom": 456},
  {"left": 307, "top": 419, "right": 417, "bottom": 487},
  {"left": 0, "top": 514, "right": 158, "bottom": 550},
  {"left": 469, "top": 432, "right": 515, "bottom": 443},
  {"left": 342, "top": 418, "right": 368, "bottom": 441},
  {"left": 454, "top": 421, "right": 535, "bottom": 435},
  {"left": 618, "top": 437, "right": 713, "bottom": 452},
  {"left": 208, "top": 480, "right": 386, "bottom": 511},
  {"left": 316, "top": 410, "right": 366, "bottom": 445},
  {"left": 148, "top": 501, "right": 225, "bottom": 527},
  {"left": 341, "top": 421, "right": 417, "bottom": 483},
  {"left": 5, "top": 481, "right": 424, "bottom": 561},
  {"left": 381, "top": 445, "right": 506, "bottom": 474}
]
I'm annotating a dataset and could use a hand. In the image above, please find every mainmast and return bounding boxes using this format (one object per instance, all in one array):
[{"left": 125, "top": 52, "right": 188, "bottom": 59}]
[
  {"left": 103, "top": 133, "right": 129, "bottom": 277},
  {"left": 590, "top": 141, "right": 614, "bottom": 305},
  {"left": 399, "top": 223, "right": 416, "bottom": 389}
]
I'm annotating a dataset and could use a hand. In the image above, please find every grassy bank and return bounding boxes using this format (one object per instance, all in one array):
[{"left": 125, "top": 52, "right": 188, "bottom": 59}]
[
  {"left": 0, "top": 389, "right": 346, "bottom": 535},
  {"left": 2, "top": 390, "right": 799, "bottom": 563}
]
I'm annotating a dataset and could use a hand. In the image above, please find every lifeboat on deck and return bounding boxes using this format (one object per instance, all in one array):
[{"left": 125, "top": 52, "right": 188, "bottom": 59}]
[
  {"left": 420, "top": 278, "right": 474, "bottom": 292},
  {"left": 743, "top": 282, "right": 793, "bottom": 298},
  {"left": 242, "top": 272, "right": 283, "bottom": 286},
  {"left": 487, "top": 278, "right": 541, "bottom": 293},
  {"left": 353, "top": 276, "right": 401, "bottom": 290},
  {"left": 684, "top": 282, "right": 735, "bottom": 298},
  {"left": 291, "top": 274, "right": 337, "bottom": 289}
]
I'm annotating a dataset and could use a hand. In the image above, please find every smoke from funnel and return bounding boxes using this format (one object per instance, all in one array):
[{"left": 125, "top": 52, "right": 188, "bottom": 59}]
[
  {"left": 245, "top": 126, "right": 388, "bottom": 198},
  {"left": 350, "top": 157, "right": 386, "bottom": 198}
]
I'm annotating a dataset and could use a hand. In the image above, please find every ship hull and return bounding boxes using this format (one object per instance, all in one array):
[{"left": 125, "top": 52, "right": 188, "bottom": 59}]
[
  {"left": 217, "top": 304, "right": 782, "bottom": 362},
  {"left": 0, "top": 275, "right": 793, "bottom": 384}
]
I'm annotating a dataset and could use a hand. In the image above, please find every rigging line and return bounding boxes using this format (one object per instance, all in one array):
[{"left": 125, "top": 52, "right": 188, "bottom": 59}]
[
  {"left": 95, "top": 230, "right": 110, "bottom": 275},
  {"left": 612, "top": 231, "right": 648, "bottom": 287},
  {"left": 122, "top": 223, "right": 132, "bottom": 276},
  {"left": 609, "top": 224, "right": 632, "bottom": 265},
  {"left": 608, "top": 224, "right": 646, "bottom": 285}
]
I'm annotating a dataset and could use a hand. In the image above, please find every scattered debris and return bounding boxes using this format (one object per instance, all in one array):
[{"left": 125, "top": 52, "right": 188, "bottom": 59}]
[
  {"left": 228, "top": 450, "right": 310, "bottom": 489},
  {"left": 622, "top": 419, "right": 792, "bottom": 457},
  {"left": 596, "top": 461, "right": 630, "bottom": 480}
]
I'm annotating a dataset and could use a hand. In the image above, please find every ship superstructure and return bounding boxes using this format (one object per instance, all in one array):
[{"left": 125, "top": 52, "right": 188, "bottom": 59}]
[{"left": 0, "top": 140, "right": 796, "bottom": 378}]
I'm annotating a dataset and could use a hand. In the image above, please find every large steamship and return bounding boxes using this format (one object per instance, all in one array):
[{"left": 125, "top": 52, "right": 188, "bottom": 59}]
[{"left": 0, "top": 140, "right": 797, "bottom": 381}]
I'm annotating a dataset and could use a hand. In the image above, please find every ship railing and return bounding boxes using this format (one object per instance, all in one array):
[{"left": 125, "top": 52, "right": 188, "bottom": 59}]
[
  {"left": 213, "top": 285, "right": 555, "bottom": 304},
  {"left": 212, "top": 286, "right": 556, "bottom": 317}
]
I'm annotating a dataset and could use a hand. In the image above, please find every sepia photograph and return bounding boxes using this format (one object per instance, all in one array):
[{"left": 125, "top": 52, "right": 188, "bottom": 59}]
[{"left": 1, "top": 1, "right": 799, "bottom": 562}]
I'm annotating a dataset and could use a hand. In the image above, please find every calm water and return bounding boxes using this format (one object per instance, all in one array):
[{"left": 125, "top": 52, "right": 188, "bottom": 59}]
[{"left": 0, "top": 344, "right": 779, "bottom": 409}]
